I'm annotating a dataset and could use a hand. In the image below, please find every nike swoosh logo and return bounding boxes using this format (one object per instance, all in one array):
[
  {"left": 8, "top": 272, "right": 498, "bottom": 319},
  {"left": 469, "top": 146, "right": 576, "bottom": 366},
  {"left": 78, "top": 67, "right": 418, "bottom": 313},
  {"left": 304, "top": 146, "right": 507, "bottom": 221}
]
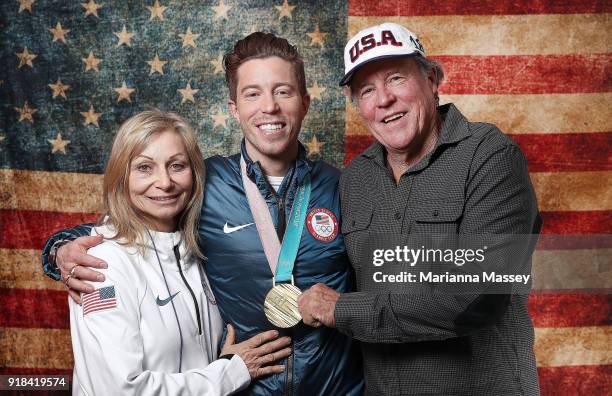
[
  {"left": 156, "top": 291, "right": 180, "bottom": 306},
  {"left": 223, "top": 222, "right": 254, "bottom": 234}
]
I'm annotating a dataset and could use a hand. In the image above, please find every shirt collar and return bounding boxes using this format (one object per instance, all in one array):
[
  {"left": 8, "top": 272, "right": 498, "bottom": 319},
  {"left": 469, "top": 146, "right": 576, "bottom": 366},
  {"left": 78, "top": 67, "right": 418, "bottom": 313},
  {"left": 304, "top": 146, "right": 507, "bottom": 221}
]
[
  {"left": 435, "top": 103, "right": 472, "bottom": 146},
  {"left": 240, "top": 138, "right": 313, "bottom": 188}
]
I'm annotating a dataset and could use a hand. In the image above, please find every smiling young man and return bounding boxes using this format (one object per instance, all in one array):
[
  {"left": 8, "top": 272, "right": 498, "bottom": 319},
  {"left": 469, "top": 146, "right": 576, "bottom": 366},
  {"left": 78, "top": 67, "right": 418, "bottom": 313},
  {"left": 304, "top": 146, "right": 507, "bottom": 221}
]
[
  {"left": 198, "top": 34, "right": 364, "bottom": 395},
  {"left": 226, "top": 55, "right": 307, "bottom": 177},
  {"left": 41, "top": 33, "right": 363, "bottom": 395},
  {"left": 298, "top": 23, "right": 542, "bottom": 395}
]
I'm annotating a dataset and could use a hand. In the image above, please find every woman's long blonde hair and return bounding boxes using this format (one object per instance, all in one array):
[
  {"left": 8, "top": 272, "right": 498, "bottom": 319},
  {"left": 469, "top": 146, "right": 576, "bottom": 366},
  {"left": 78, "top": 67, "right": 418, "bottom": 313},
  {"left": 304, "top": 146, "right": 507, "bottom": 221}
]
[{"left": 100, "top": 109, "right": 205, "bottom": 258}]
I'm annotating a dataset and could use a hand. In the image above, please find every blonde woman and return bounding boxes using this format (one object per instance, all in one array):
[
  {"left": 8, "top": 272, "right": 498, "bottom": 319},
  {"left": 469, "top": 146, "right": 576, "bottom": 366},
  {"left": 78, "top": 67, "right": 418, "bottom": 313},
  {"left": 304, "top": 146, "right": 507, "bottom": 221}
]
[{"left": 69, "top": 110, "right": 291, "bottom": 395}]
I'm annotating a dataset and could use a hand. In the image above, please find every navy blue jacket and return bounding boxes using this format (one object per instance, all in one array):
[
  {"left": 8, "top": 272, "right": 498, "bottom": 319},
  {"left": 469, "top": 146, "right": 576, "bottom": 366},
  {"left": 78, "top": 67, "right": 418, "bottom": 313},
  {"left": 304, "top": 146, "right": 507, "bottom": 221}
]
[
  {"left": 42, "top": 141, "right": 364, "bottom": 396},
  {"left": 201, "top": 142, "right": 363, "bottom": 395}
]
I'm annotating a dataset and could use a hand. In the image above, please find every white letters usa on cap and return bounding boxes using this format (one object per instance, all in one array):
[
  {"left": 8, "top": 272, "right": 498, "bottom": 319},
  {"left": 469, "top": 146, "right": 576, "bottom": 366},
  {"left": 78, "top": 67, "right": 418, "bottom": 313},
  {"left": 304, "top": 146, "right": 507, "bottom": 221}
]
[{"left": 339, "top": 22, "right": 425, "bottom": 86}]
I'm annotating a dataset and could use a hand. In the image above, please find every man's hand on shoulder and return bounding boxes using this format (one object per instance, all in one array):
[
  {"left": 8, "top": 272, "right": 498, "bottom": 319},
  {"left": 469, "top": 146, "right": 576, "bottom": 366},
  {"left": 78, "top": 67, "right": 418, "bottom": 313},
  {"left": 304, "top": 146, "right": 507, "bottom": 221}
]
[
  {"left": 58, "top": 234, "right": 107, "bottom": 304},
  {"left": 298, "top": 283, "right": 340, "bottom": 328}
]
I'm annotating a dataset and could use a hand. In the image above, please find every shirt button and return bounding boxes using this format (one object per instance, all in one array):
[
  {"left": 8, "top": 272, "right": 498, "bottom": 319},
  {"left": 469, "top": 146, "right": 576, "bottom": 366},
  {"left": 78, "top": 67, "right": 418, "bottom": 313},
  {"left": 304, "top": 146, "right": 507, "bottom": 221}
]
[
  {"left": 352, "top": 220, "right": 356, "bottom": 226},
  {"left": 433, "top": 210, "right": 439, "bottom": 217},
  {"left": 394, "top": 212, "right": 402, "bottom": 220}
]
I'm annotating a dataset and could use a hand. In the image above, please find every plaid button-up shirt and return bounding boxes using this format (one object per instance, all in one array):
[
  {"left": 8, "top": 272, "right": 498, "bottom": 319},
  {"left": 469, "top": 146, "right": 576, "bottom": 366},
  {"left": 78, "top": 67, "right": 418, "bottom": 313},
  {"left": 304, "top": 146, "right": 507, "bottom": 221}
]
[{"left": 336, "top": 104, "right": 542, "bottom": 395}]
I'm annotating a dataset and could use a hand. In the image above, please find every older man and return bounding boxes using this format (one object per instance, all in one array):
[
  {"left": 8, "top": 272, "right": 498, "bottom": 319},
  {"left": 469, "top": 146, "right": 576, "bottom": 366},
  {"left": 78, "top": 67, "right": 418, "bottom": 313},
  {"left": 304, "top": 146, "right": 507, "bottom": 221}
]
[
  {"left": 41, "top": 32, "right": 363, "bottom": 395},
  {"left": 298, "top": 23, "right": 542, "bottom": 395}
]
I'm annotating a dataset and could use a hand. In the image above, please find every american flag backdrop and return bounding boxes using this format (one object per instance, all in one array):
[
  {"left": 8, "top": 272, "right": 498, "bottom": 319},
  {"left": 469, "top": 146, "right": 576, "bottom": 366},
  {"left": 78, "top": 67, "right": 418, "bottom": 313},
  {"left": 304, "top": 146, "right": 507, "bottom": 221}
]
[{"left": 0, "top": 0, "right": 610, "bottom": 394}]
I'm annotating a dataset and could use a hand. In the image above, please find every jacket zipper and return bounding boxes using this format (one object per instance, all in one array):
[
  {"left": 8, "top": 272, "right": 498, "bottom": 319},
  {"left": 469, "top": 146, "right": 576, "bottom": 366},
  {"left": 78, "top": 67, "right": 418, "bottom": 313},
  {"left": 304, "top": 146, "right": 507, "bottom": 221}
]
[
  {"left": 174, "top": 245, "right": 202, "bottom": 335},
  {"left": 262, "top": 165, "right": 295, "bottom": 396},
  {"left": 284, "top": 336, "right": 294, "bottom": 396},
  {"left": 277, "top": 197, "right": 286, "bottom": 240},
  {"left": 278, "top": 178, "right": 293, "bottom": 396}
]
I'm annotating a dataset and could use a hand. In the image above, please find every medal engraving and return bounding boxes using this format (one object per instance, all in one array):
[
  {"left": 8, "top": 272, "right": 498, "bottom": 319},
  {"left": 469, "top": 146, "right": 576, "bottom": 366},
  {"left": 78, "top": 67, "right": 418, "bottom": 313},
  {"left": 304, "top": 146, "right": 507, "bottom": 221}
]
[{"left": 264, "top": 284, "right": 302, "bottom": 328}]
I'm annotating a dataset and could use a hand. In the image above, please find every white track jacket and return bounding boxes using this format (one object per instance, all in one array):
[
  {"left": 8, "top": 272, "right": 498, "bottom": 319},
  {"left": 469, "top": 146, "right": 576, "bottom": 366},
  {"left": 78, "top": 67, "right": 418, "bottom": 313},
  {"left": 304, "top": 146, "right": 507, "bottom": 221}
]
[{"left": 69, "top": 225, "right": 250, "bottom": 395}]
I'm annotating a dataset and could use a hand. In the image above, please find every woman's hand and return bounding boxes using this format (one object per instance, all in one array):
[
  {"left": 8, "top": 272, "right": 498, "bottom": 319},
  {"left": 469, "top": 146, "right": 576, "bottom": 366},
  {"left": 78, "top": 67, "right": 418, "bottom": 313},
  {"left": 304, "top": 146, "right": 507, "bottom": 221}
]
[{"left": 220, "top": 324, "right": 292, "bottom": 379}]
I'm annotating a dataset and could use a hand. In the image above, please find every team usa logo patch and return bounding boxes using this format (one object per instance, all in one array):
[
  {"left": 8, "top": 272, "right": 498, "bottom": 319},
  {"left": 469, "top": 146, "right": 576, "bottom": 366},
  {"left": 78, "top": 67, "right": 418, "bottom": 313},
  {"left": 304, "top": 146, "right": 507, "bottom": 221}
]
[{"left": 306, "top": 208, "right": 338, "bottom": 243}]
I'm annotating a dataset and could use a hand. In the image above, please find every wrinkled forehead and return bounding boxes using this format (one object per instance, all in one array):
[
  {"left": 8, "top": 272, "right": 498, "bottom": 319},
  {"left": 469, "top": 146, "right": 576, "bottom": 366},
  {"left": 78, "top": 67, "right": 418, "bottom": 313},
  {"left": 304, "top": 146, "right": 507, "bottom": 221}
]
[
  {"left": 351, "top": 56, "right": 419, "bottom": 88},
  {"left": 132, "top": 129, "right": 187, "bottom": 159}
]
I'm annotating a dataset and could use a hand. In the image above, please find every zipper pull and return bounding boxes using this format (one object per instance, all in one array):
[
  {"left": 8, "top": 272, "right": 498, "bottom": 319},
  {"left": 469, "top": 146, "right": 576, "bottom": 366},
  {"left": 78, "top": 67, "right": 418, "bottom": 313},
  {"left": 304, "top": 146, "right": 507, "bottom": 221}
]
[
  {"left": 173, "top": 245, "right": 181, "bottom": 269},
  {"left": 277, "top": 197, "right": 286, "bottom": 241}
]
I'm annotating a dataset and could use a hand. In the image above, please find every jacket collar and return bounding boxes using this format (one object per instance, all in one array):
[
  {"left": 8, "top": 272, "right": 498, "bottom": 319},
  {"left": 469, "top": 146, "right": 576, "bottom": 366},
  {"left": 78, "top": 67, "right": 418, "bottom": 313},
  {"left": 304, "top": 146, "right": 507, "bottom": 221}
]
[
  {"left": 240, "top": 138, "right": 313, "bottom": 196},
  {"left": 93, "top": 223, "right": 192, "bottom": 271},
  {"left": 143, "top": 229, "right": 193, "bottom": 271}
]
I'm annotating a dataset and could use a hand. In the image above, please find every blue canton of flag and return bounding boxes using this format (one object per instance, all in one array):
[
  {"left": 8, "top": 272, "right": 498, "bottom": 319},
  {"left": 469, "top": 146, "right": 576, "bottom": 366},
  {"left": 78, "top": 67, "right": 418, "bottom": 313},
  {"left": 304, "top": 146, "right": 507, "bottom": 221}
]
[
  {"left": 0, "top": 0, "right": 347, "bottom": 173},
  {"left": 315, "top": 214, "right": 330, "bottom": 225},
  {"left": 99, "top": 286, "right": 115, "bottom": 299}
]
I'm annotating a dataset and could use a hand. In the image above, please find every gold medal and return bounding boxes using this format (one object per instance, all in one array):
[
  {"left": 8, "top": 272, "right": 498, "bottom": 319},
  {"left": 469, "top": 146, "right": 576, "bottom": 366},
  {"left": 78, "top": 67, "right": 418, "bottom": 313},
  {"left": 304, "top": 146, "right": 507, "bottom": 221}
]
[{"left": 264, "top": 283, "right": 302, "bottom": 328}]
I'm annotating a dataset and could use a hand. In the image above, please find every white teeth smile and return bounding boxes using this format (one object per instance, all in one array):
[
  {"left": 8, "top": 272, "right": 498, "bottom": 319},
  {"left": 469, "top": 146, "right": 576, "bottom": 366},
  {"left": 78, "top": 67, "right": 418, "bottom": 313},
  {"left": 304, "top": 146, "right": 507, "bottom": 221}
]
[
  {"left": 259, "top": 123, "right": 283, "bottom": 131},
  {"left": 150, "top": 196, "right": 177, "bottom": 201},
  {"left": 383, "top": 113, "right": 405, "bottom": 123}
]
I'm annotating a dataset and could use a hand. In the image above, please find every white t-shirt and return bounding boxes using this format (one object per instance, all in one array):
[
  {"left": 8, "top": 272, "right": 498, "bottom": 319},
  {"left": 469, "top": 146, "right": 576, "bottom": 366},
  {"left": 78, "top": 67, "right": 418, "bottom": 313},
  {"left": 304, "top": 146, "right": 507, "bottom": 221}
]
[{"left": 266, "top": 175, "right": 285, "bottom": 192}]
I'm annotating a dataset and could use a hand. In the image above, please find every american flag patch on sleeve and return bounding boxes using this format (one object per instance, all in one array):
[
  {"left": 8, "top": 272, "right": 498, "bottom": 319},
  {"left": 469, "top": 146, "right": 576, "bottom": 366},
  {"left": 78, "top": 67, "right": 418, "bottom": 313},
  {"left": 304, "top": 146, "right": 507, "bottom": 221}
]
[{"left": 82, "top": 286, "right": 117, "bottom": 316}]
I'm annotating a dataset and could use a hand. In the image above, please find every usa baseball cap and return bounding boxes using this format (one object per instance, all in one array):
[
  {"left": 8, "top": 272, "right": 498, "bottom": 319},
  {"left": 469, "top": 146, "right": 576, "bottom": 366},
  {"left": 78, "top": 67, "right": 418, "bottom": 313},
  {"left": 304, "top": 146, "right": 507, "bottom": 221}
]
[{"left": 339, "top": 22, "right": 426, "bottom": 86}]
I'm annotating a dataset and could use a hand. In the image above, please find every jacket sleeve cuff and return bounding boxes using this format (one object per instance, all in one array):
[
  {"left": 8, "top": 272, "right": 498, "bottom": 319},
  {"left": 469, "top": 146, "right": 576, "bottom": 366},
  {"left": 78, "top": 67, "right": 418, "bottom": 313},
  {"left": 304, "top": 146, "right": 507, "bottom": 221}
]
[
  {"left": 334, "top": 292, "right": 377, "bottom": 337},
  {"left": 42, "top": 237, "right": 69, "bottom": 281},
  {"left": 41, "top": 224, "right": 96, "bottom": 281},
  {"left": 227, "top": 355, "right": 251, "bottom": 393}
]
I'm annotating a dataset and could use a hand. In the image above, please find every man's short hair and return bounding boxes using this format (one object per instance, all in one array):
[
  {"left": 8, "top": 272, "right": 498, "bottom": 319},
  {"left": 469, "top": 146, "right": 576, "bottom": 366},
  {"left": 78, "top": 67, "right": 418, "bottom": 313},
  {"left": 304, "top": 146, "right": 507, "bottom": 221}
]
[
  {"left": 223, "top": 32, "right": 307, "bottom": 101},
  {"left": 413, "top": 56, "right": 445, "bottom": 86}
]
